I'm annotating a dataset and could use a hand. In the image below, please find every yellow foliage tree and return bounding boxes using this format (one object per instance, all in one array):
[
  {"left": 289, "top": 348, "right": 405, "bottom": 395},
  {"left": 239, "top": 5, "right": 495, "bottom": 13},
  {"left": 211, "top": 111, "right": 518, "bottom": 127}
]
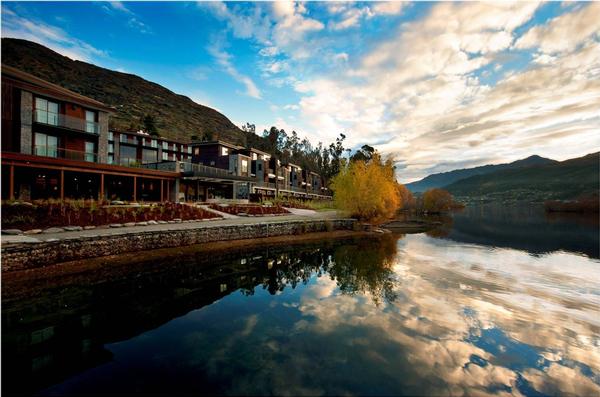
[
  {"left": 331, "top": 154, "right": 404, "bottom": 221},
  {"left": 422, "top": 188, "right": 454, "bottom": 213}
]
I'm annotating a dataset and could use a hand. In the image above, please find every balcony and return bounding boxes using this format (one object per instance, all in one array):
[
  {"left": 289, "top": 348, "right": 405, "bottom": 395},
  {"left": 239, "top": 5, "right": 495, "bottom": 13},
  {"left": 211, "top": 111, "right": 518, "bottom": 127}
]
[
  {"left": 34, "top": 145, "right": 98, "bottom": 162},
  {"left": 181, "top": 162, "right": 254, "bottom": 181},
  {"left": 33, "top": 110, "right": 100, "bottom": 134}
]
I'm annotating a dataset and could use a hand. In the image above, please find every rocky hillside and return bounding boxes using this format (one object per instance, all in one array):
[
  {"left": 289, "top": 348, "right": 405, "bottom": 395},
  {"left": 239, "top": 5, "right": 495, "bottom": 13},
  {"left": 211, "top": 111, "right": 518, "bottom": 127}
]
[{"left": 2, "top": 38, "right": 251, "bottom": 144}]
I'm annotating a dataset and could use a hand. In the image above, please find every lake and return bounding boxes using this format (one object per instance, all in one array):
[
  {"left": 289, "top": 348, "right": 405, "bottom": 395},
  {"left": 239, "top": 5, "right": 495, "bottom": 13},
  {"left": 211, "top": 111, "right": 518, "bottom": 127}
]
[{"left": 2, "top": 204, "right": 599, "bottom": 396}]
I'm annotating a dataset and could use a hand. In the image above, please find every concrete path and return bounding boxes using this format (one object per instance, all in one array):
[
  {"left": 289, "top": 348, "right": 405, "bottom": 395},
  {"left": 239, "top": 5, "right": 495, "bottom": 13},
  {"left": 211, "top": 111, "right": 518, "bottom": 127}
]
[
  {"left": 1, "top": 210, "right": 342, "bottom": 245},
  {"left": 198, "top": 204, "right": 239, "bottom": 219}
]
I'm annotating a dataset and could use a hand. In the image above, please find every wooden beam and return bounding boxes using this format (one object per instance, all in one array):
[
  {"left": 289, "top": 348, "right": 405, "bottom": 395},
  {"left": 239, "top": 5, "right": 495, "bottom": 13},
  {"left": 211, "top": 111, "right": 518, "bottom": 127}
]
[
  {"left": 9, "top": 165, "right": 15, "bottom": 200},
  {"left": 133, "top": 176, "right": 137, "bottom": 202},
  {"left": 100, "top": 173, "right": 104, "bottom": 201},
  {"left": 60, "top": 170, "right": 64, "bottom": 201},
  {"left": 160, "top": 179, "right": 164, "bottom": 202}
]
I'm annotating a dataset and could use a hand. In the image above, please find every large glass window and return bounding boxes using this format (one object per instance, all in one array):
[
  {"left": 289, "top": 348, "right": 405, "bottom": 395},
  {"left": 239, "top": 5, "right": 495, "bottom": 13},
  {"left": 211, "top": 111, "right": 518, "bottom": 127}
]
[
  {"left": 187, "top": 146, "right": 192, "bottom": 154},
  {"left": 108, "top": 143, "right": 114, "bottom": 153},
  {"left": 85, "top": 141, "right": 95, "bottom": 162},
  {"left": 241, "top": 159, "right": 248, "bottom": 174},
  {"left": 142, "top": 149, "right": 158, "bottom": 164},
  {"left": 35, "top": 97, "right": 59, "bottom": 126},
  {"left": 108, "top": 131, "right": 114, "bottom": 141},
  {"left": 85, "top": 110, "right": 96, "bottom": 133},
  {"left": 34, "top": 132, "right": 59, "bottom": 158},
  {"left": 151, "top": 139, "right": 158, "bottom": 148},
  {"left": 221, "top": 147, "right": 229, "bottom": 156},
  {"left": 162, "top": 151, "right": 168, "bottom": 161},
  {"left": 162, "top": 142, "right": 169, "bottom": 150},
  {"left": 120, "top": 134, "right": 128, "bottom": 143},
  {"left": 119, "top": 145, "right": 137, "bottom": 166}
]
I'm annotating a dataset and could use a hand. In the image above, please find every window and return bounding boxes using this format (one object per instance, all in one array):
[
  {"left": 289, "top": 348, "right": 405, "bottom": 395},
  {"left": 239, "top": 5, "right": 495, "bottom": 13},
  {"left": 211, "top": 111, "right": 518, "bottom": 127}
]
[
  {"left": 120, "top": 134, "right": 128, "bottom": 143},
  {"left": 108, "top": 154, "right": 114, "bottom": 164},
  {"left": 187, "top": 146, "right": 192, "bottom": 154},
  {"left": 108, "top": 132, "right": 114, "bottom": 141},
  {"left": 252, "top": 153, "right": 258, "bottom": 160},
  {"left": 151, "top": 139, "right": 157, "bottom": 148},
  {"left": 108, "top": 143, "right": 114, "bottom": 153},
  {"left": 35, "top": 97, "right": 59, "bottom": 126},
  {"left": 85, "top": 141, "right": 95, "bottom": 162},
  {"left": 172, "top": 153, "right": 177, "bottom": 161},
  {"left": 162, "top": 151, "right": 168, "bottom": 161},
  {"left": 162, "top": 142, "right": 169, "bottom": 150},
  {"left": 194, "top": 148, "right": 200, "bottom": 155},
  {"left": 142, "top": 149, "right": 158, "bottom": 164},
  {"left": 258, "top": 164, "right": 262, "bottom": 171},
  {"left": 221, "top": 147, "right": 229, "bottom": 156},
  {"left": 34, "top": 133, "right": 59, "bottom": 158},
  {"left": 119, "top": 145, "right": 137, "bottom": 166},
  {"left": 241, "top": 159, "right": 248, "bottom": 174},
  {"left": 85, "top": 110, "right": 96, "bottom": 133}
]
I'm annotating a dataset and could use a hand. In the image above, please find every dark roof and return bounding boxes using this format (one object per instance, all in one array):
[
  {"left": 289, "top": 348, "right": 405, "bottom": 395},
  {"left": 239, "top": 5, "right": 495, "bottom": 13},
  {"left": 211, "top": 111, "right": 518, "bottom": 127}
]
[
  {"left": 1, "top": 64, "right": 113, "bottom": 112},
  {"left": 110, "top": 129, "right": 190, "bottom": 145},
  {"left": 191, "top": 140, "right": 244, "bottom": 150}
]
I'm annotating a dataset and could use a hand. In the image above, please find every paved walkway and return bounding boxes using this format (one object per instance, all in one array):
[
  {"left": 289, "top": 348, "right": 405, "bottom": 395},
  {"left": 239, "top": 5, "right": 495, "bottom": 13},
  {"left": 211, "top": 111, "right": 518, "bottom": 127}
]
[{"left": 1, "top": 209, "right": 342, "bottom": 245}]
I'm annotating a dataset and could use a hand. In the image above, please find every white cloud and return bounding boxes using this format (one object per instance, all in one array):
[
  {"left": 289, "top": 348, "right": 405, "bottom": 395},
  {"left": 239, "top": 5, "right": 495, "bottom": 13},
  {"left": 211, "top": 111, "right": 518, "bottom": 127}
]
[
  {"left": 1, "top": 8, "right": 107, "bottom": 62},
  {"left": 102, "top": 1, "right": 152, "bottom": 34},
  {"left": 208, "top": 42, "right": 262, "bottom": 99},
  {"left": 515, "top": 2, "right": 600, "bottom": 54}
]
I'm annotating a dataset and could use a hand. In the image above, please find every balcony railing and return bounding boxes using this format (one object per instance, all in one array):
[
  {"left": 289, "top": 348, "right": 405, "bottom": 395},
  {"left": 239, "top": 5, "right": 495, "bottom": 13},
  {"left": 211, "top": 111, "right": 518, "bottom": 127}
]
[
  {"left": 181, "top": 162, "right": 254, "bottom": 181},
  {"left": 33, "top": 110, "right": 100, "bottom": 134},
  {"left": 34, "top": 145, "right": 98, "bottom": 162}
]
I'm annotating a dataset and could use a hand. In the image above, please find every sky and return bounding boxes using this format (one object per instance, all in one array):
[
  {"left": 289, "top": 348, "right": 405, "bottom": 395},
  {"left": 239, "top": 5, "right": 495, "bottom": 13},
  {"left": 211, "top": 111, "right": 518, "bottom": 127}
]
[{"left": 2, "top": 1, "right": 599, "bottom": 183}]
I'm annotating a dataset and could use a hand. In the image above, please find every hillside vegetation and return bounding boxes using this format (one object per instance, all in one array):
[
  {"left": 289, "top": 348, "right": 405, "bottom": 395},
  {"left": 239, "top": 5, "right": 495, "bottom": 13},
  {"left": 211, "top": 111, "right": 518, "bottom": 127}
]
[
  {"left": 405, "top": 155, "right": 556, "bottom": 193},
  {"left": 445, "top": 152, "right": 599, "bottom": 202},
  {"left": 2, "top": 38, "right": 248, "bottom": 144}
]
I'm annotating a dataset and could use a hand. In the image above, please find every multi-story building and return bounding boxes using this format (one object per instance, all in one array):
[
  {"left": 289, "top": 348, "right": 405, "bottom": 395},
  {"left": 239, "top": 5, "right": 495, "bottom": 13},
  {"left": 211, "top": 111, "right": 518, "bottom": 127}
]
[
  {"left": 1, "top": 65, "right": 180, "bottom": 202},
  {"left": 1, "top": 65, "right": 330, "bottom": 203}
]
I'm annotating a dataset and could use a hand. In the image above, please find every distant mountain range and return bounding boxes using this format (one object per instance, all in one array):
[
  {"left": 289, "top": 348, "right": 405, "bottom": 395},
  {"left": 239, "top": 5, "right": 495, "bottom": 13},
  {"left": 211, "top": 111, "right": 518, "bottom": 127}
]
[
  {"left": 1, "top": 38, "right": 256, "bottom": 146},
  {"left": 405, "top": 155, "right": 556, "bottom": 192},
  {"left": 407, "top": 153, "right": 599, "bottom": 201}
]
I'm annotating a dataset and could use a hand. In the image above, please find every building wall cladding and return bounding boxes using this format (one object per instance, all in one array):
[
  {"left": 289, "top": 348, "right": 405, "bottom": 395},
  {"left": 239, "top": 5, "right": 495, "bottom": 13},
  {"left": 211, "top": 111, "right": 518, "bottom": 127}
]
[
  {"left": 19, "top": 90, "right": 33, "bottom": 155},
  {"left": 1, "top": 219, "right": 356, "bottom": 272}
]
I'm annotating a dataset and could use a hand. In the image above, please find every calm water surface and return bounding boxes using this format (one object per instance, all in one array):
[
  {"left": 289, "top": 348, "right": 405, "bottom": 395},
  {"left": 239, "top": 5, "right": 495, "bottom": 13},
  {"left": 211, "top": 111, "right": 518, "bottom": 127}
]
[{"left": 2, "top": 205, "right": 599, "bottom": 396}]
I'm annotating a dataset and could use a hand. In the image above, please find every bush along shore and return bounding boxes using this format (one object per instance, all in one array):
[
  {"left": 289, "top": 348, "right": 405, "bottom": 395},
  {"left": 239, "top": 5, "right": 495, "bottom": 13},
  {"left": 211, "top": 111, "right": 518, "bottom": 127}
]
[{"left": 1, "top": 200, "right": 221, "bottom": 235}]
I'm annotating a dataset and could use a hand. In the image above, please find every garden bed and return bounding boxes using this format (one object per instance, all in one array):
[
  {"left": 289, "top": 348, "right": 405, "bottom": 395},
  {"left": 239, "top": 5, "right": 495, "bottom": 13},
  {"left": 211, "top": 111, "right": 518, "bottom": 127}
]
[
  {"left": 208, "top": 203, "right": 290, "bottom": 216},
  {"left": 1, "top": 200, "right": 220, "bottom": 230}
]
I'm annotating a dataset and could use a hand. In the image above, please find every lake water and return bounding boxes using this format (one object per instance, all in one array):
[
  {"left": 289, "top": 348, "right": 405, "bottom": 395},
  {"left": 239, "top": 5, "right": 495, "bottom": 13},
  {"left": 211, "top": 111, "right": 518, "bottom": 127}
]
[{"left": 2, "top": 205, "right": 599, "bottom": 396}]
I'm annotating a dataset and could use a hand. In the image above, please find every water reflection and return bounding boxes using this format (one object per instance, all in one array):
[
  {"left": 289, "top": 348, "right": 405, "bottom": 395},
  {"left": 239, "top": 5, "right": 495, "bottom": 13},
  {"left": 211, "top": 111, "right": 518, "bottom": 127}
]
[
  {"left": 2, "top": 230, "right": 599, "bottom": 396},
  {"left": 423, "top": 204, "right": 599, "bottom": 258}
]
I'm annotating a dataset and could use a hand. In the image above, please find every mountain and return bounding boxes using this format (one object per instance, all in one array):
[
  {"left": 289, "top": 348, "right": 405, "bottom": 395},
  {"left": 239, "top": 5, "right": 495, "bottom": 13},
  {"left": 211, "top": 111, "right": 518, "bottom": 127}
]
[
  {"left": 446, "top": 152, "right": 599, "bottom": 201},
  {"left": 405, "top": 155, "right": 556, "bottom": 193},
  {"left": 1, "top": 38, "right": 254, "bottom": 145}
]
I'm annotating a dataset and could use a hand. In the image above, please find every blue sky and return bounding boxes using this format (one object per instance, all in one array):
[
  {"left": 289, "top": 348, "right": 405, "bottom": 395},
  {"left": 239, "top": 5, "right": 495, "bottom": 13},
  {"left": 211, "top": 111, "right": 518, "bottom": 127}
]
[{"left": 2, "top": 1, "right": 599, "bottom": 182}]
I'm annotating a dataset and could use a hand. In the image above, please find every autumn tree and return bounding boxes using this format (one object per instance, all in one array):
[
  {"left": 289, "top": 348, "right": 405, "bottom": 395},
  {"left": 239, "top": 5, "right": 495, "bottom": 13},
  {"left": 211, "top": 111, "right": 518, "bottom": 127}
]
[
  {"left": 331, "top": 153, "right": 404, "bottom": 221},
  {"left": 422, "top": 188, "right": 454, "bottom": 213}
]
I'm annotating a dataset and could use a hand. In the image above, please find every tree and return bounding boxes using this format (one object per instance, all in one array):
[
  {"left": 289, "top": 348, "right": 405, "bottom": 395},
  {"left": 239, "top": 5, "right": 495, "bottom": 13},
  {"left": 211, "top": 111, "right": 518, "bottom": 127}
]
[
  {"left": 422, "top": 188, "right": 454, "bottom": 213},
  {"left": 331, "top": 153, "right": 404, "bottom": 221},
  {"left": 350, "top": 144, "right": 375, "bottom": 163},
  {"left": 142, "top": 114, "right": 159, "bottom": 136}
]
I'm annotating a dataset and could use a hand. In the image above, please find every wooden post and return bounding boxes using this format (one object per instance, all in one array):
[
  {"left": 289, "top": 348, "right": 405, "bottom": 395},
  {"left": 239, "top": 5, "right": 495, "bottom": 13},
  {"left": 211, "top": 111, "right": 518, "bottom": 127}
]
[
  {"left": 133, "top": 176, "right": 137, "bottom": 202},
  {"left": 100, "top": 173, "right": 105, "bottom": 201},
  {"left": 160, "top": 179, "right": 164, "bottom": 202},
  {"left": 60, "top": 170, "right": 65, "bottom": 201},
  {"left": 9, "top": 165, "right": 15, "bottom": 200},
  {"left": 196, "top": 180, "right": 199, "bottom": 202},
  {"left": 167, "top": 180, "right": 170, "bottom": 202}
]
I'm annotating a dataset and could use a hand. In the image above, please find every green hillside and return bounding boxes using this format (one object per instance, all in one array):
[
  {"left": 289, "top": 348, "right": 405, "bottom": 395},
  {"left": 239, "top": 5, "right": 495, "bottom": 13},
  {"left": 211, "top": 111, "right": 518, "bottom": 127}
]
[
  {"left": 405, "top": 155, "right": 556, "bottom": 193},
  {"left": 446, "top": 152, "right": 599, "bottom": 202},
  {"left": 1, "top": 38, "right": 253, "bottom": 145}
]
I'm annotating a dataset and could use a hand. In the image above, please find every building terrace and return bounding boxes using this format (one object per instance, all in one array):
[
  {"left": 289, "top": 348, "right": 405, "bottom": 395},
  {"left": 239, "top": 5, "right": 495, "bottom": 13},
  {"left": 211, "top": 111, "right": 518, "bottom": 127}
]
[{"left": 1, "top": 65, "right": 331, "bottom": 203}]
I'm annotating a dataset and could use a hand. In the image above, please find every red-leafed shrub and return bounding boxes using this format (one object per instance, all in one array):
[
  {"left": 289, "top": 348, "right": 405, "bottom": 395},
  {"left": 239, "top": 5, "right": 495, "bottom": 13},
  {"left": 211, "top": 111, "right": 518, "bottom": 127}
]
[
  {"left": 1, "top": 200, "right": 220, "bottom": 230},
  {"left": 208, "top": 204, "right": 290, "bottom": 216}
]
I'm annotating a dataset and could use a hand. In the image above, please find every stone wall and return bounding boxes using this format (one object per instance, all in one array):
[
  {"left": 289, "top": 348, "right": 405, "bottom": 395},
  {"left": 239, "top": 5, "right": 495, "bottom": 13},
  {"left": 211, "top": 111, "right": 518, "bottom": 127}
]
[
  {"left": 20, "top": 91, "right": 33, "bottom": 155},
  {"left": 2, "top": 219, "right": 356, "bottom": 272},
  {"left": 97, "top": 111, "right": 109, "bottom": 164}
]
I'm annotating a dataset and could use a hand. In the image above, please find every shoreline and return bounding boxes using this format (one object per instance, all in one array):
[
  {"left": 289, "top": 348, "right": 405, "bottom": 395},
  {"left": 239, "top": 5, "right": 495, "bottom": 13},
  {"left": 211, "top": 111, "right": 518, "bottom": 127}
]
[
  {"left": 1, "top": 218, "right": 359, "bottom": 273},
  {"left": 1, "top": 230, "right": 382, "bottom": 301}
]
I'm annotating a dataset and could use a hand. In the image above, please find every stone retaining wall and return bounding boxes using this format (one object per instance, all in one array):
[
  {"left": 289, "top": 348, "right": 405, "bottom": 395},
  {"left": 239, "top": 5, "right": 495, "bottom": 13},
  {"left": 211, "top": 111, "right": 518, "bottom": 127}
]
[{"left": 1, "top": 219, "right": 356, "bottom": 272}]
